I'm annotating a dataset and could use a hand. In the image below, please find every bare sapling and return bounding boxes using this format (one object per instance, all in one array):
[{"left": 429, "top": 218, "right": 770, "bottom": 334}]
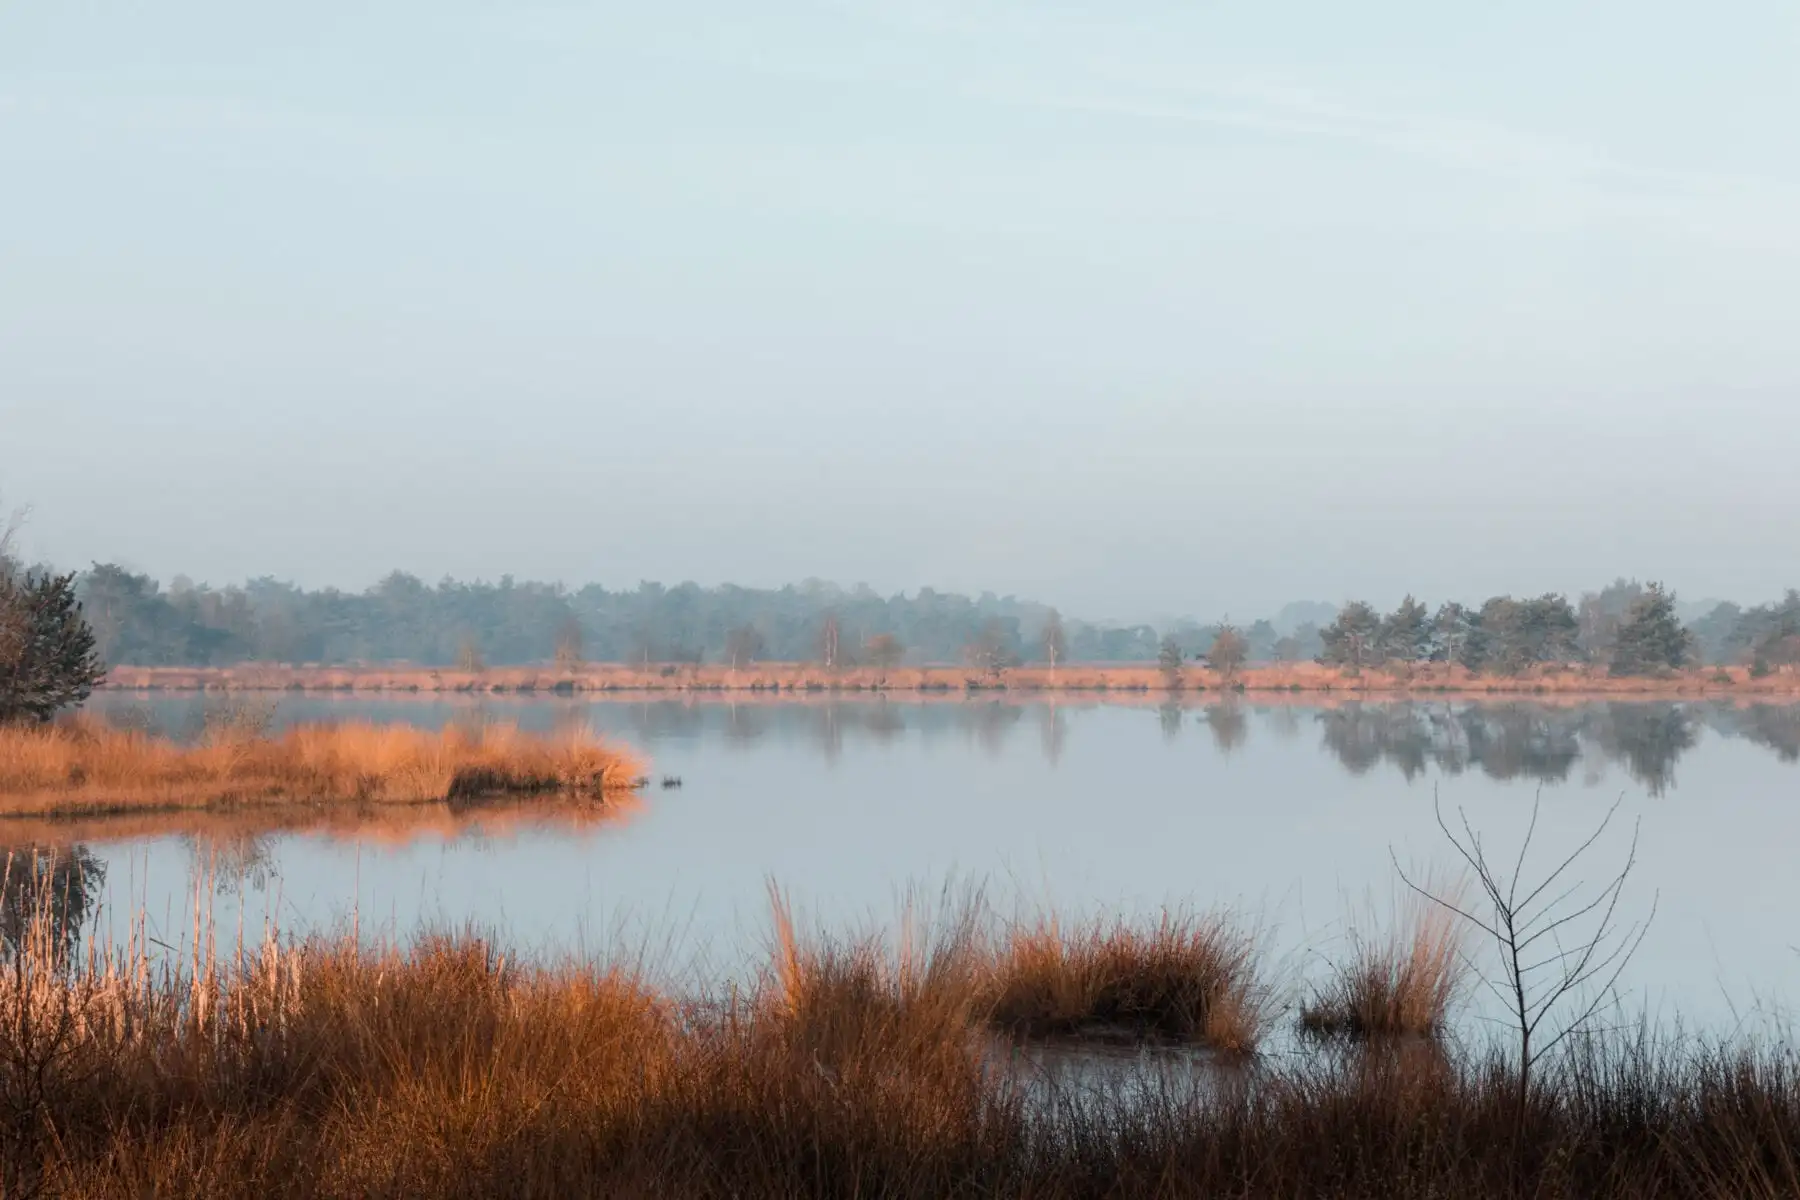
[{"left": 1394, "top": 789, "right": 1656, "bottom": 1113}]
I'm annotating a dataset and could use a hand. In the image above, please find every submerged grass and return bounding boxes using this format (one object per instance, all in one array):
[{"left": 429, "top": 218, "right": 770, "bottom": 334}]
[
  {"left": 0, "top": 717, "right": 644, "bottom": 818},
  {"left": 1, "top": 875, "right": 1798, "bottom": 1197}
]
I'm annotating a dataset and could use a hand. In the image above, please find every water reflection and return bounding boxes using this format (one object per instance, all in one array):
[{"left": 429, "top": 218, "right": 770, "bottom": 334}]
[
  {"left": 86, "top": 693, "right": 1800, "bottom": 785},
  {"left": 0, "top": 794, "right": 646, "bottom": 858},
  {"left": 1309, "top": 701, "right": 1721, "bottom": 794},
  {"left": 1205, "top": 703, "right": 1249, "bottom": 756},
  {"left": 0, "top": 844, "right": 105, "bottom": 965},
  {"left": 42, "top": 693, "right": 1800, "bottom": 1030},
  {"left": 1711, "top": 704, "right": 1800, "bottom": 762}
]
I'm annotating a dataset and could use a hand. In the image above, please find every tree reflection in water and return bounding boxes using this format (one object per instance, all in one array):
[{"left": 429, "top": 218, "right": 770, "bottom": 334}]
[
  {"left": 1205, "top": 703, "right": 1249, "bottom": 756},
  {"left": 0, "top": 844, "right": 105, "bottom": 966},
  {"left": 1312, "top": 702, "right": 1716, "bottom": 792}
]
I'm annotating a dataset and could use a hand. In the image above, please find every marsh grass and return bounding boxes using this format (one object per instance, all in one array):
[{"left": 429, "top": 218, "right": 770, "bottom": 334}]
[
  {"left": 2, "top": 883, "right": 1798, "bottom": 1197},
  {"left": 1300, "top": 880, "right": 1468, "bottom": 1041},
  {"left": 981, "top": 910, "right": 1266, "bottom": 1052},
  {"left": 0, "top": 717, "right": 644, "bottom": 818}
]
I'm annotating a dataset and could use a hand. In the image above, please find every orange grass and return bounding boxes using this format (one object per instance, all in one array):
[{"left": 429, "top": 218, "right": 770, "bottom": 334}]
[
  {"left": 0, "top": 716, "right": 644, "bottom": 819},
  {"left": 1302, "top": 882, "right": 1469, "bottom": 1041},
  {"left": 981, "top": 909, "right": 1266, "bottom": 1052},
  {"left": 100, "top": 660, "right": 1800, "bottom": 697},
  {"left": 5, "top": 880, "right": 1800, "bottom": 1198}
]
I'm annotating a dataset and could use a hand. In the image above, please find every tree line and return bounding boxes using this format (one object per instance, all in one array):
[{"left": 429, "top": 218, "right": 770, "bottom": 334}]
[
  {"left": 1303, "top": 581, "right": 1800, "bottom": 678},
  {"left": 10, "top": 552, "right": 1800, "bottom": 679},
  {"left": 71, "top": 567, "right": 1171, "bottom": 670}
]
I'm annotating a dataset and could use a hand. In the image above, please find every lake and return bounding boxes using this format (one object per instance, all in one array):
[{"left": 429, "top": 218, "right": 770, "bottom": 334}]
[{"left": 32, "top": 693, "right": 1800, "bottom": 1031}]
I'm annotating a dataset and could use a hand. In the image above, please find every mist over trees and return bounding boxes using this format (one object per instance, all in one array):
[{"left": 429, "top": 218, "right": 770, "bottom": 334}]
[
  {"left": 74, "top": 569, "right": 1166, "bottom": 669},
  {"left": 58, "top": 564, "right": 1800, "bottom": 675}
]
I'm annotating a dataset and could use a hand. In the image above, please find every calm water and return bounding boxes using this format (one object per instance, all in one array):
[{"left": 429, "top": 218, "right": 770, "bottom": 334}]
[{"left": 34, "top": 694, "right": 1800, "bottom": 1028}]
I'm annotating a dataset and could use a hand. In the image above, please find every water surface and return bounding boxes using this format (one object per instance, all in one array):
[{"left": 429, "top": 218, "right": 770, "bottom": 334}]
[{"left": 25, "top": 694, "right": 1800, "bottom": 1029}]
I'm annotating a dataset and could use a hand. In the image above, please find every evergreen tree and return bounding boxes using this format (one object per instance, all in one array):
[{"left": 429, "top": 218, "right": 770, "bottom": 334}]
[
  {"left": 1432, "top": 601, "right": 1481, "bottom": 668},
  {"left": 0, "top": 571, "right": 107, "bottom": 723},
  {"left": 1609, "top": 583, "right": 1694, "bottom": 676},
  {"left": 1379, "top": 595, "right": 1433, "bottom": 663},
  {"left": 1157, "top": 635, "right": 1185, "bottom": 687},
  {"left": 1318, "top": 601, "right": 1383, "bottom": 668}
]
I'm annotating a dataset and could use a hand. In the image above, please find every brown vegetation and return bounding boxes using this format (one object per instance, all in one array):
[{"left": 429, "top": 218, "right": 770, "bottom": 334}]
[
  {"left": 99, "top": 660, "right": 1800, "bottom": 697},
  {"left": 0, "top": 718, "right": 643, "bottom": 820},
  {"left": 982, "top": 910, "right": 1264, "bottom": 1051},
  {"left": 1301, "top": 885, "right": 1467, "bottom": 1041},
  {"left": 1, "top": 884, "right": 1797, "bottom": 1198}
]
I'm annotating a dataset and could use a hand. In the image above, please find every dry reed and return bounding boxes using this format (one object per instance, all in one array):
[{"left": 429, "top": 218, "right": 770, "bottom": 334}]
[
  {"left": 101, "top": 660, "right": 1799, "bottom": 697},
  {"left": 1301, "top": 881, "right": 1469, "bottom": 1041},
  {"left": 981, "top": 910, "right": 1265, "bottom": 1052},
  {"left": 0, "top": 716, "right": 644, "bottom": 819},
  {"left": 0, "top": 881, "right": 1798, "bottom": 1197}
]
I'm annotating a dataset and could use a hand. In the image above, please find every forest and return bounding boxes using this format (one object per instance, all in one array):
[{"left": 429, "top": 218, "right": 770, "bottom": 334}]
[{"left": 51, "top": 565, "right": 1800, "bottom": 676}]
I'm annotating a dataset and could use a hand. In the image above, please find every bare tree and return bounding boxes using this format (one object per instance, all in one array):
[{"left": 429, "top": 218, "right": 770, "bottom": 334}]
[
  {"left": 0, "top": 502, "right": 22, "bottom": 579},
  {"left": 864, "top": 632, "right": 904, "bottom": 671},
  {"left": 1206, "top": 621, "right": 1249, "bottom": 681},
  {"left": 817, "top": 612, "right": 841, "bottom": 670},
  {"left": 965, "top": 620, "right": 1016, "bottom": 682},
  {"left": 455, "top": 636, "right": 485, "bottom": 674},
  {"left": 553, "top": 615, "right": 584, "bottom": 671},
  {"left": 1041, "top": 609, "right": 1067, "bottom": 678},
  {"left": 725, "top": 624, "right": 765, "bottom": 670},
  {"left": 1395, "top": 792, "right": 1655, "bottom": 1115}
]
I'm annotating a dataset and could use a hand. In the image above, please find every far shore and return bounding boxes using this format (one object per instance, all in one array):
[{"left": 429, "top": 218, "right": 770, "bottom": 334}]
[{"left": 97, "top": 661, "right": 1800, "bottom": 698}]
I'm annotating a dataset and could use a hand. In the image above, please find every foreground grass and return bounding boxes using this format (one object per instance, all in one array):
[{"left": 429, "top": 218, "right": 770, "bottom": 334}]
[
  {"left": 3, "top": 890, "right": 1797, "bottom": 1197},
  {"left": 0, "top": 718, "right": 644, "bottom": 818}
]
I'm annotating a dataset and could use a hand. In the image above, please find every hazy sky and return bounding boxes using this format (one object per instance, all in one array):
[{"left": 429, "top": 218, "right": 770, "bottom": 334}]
[{"left": 4, "top": 1, "right": 1799, "bottom": 620}]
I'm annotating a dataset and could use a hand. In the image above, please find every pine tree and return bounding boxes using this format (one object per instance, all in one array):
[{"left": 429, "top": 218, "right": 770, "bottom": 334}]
[
  {"left": 1318, "top": 601, "right": 1383, "bottom": 669},
  {"left": 1609, "top": 582, "right": 1694, "bottom": 676},
  {"left": 0, "top": 570, "right": 107, "bottom": 723},
  {"left": 1157, "top": 635, "right": 1185, "bottom": 688},
  {"left": 1379, "top": 595, "right": 1433, "bottom": 663},
  {"left": 1432, "top": 601, "right": 1481, "bottom": 668}
]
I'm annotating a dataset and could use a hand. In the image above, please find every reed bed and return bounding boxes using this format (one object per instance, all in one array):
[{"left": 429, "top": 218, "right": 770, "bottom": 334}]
[
  {"left": 102, "top": 660, "right": 1797, "bottom": 697},
  {"left": 0, "top": 717, "right": 645, "bottom": 818},
  {"left": 2, "top": 879, "right": 1799, "bottom": 1198}
]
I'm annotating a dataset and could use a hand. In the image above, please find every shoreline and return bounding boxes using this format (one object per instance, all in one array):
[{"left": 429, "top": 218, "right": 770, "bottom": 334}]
[{"left": 98, "top": 661, "right": 1800, "bottom": 699}]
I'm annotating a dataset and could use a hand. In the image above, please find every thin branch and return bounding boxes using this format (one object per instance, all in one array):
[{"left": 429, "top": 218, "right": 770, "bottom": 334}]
[
  {"left": 1512, "top": 795, "right": 1625, "bottom": 917},
  {"left": 1506, "top": 789, "right": 1542, "bottom": 912}
]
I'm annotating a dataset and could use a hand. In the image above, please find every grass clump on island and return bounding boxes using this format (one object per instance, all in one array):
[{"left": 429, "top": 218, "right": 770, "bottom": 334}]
[
  {"left": 0, "top": 716, "right": 644, "bottom": 818},
  {"left": 3, "top": 875, "right": 1800, "bottom": 1199},
  {"left": 981, "top": 909, "right": 1265, "bottom": 1052},
  {"left": 1301, "top": 885, "right": 1468, "bottom": 1041}
]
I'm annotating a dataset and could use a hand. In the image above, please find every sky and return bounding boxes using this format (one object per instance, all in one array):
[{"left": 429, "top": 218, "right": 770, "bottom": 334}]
[{"left": 4, "top": 0, "right": 1799, "bottom": 622}]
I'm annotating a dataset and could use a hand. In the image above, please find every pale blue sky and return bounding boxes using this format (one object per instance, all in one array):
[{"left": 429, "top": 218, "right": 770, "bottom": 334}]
[{"left": 4, "top": 1, "right": 1799, "bottom": 619}]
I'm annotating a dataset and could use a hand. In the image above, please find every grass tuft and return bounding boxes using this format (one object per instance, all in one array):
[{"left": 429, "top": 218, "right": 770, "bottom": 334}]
[
  {"left": 1301, "top": 881, "right": 1467, "bottom": 1041},
  {"left": 982, "top": 909, "right": 1264, "bottom": 1051}
]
